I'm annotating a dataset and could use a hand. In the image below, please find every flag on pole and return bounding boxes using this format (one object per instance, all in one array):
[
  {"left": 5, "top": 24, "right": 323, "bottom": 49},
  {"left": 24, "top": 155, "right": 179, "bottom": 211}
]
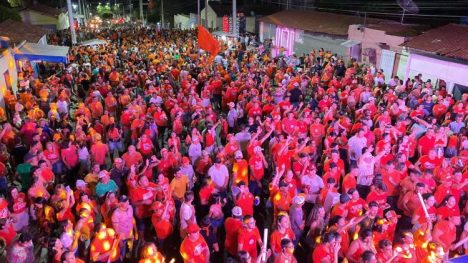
[{"left": 197, "top": 25, "right": 220, "bottom": 59}]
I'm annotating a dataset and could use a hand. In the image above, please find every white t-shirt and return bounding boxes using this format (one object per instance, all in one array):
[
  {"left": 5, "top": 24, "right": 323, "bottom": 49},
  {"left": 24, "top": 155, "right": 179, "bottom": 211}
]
[
  {"left": 348, "top": 135, "right": 367, "bottom": 161},
  {"left": 208, "top": 164, "right": 229, "bottom": 189},
  {"left": 180, "top": 202, "right": 196, "bottom": 229},
  {"left": 301, "top": 174, "right": 324, "bottom": 202}
]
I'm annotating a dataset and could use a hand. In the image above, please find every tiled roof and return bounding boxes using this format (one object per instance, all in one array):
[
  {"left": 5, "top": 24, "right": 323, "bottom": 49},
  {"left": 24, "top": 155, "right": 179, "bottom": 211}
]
[
  {"left": 259, "top": 10, "right": 384, "bottom": 36},
  {"left": 366, "top": 23, "right": 428, "bottom": 37},
  {"left": 0, "top": 19, "right": 49, "bottom": 45},
  {"left": 23, "top": 3, "right": 64, "bottom": 17},
  {"left": 401, "top": 23, "right": 468, "bottom": 61}
]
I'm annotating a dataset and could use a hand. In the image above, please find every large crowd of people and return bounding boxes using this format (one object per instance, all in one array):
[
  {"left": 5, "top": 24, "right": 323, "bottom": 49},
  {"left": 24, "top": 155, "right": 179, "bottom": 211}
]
[{"left": 0, "top": 26, "right": 466, "bottom": 263}]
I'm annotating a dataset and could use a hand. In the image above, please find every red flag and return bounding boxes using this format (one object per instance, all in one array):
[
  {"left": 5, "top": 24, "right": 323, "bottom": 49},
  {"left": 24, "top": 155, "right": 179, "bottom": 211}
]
[{"left": 198, "top": 25, "right": 220, "bottom": 58}]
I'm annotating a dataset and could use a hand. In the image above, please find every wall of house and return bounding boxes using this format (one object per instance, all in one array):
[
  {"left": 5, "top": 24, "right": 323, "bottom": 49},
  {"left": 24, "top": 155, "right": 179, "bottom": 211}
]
[
  {"left": 174, "top": 14, "right": 190, "bottom": 29},
  {"left": 246, "top": 17, "right": 255, "bottom": 33},
  {"left": 200, "top": 6, "right": 217, "bottom": 30},
  {"left": 260, "top": 22, "right": 348, "bottom": 59},
  {"left": 0, "top": 49, "right": 18, "bottom": 107},
  {"left": 405, "top": 53, "right": 468, "bottom": 94},
  {"left": 348, "top": 25, "right": 408, "bottom": 71},
  {"left": 20, "top": 10, "right": 58, "bottom": 27}
]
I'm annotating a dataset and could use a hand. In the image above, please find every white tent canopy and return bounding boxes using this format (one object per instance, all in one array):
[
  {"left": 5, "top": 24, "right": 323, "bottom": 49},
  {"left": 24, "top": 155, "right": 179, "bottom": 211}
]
[
  {"left": 212, "top": 31, "right": 237, "bottom": 38},
  {"left": 79, "top": 39, "right": 108, "bottom": 46},
  {"left": 14, "top": 43, "right": 70, "bottom": 64}
]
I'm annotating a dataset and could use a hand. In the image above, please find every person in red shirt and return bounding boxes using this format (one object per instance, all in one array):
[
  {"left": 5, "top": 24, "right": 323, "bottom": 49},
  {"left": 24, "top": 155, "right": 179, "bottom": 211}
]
[
  {"left": 312, "top": 231, "right": 340, "bottom": 263},
  {"left": 436, "top": 195, "right": 460, "bottom": 221},
  {"left": 224, "top": 206, "right": 243, "bottom": 257},
  {"left": 393, "top": 231, "right": 417, "bottom": 263},
  {"left": 376, "top": 239, "right": 399, "bottom": 263},
  {"left": 129, "top": 175, "right": 156, "bottom": 241},
  {"left": 122, "top": 145, "right": 143, "bottom": 169},
  {"left": 273, "top": 238, "right": 297, "bottom": 263},
  {"left": 331, "top": 194, "right": 350, "bottom": 219},
  {"left": 342, "top": 164, "right": 358, "bottom": 194},
  {"left": 90, "top": 134, "right": 108, "bottom": 169},
  {"left": 346, "top": 188, "right": 366, "bottom": 220},
  {"left": 411, "top": 193, "right": 437, "bottom": 231},
  {"left": 366, "top": 183, "right": 389, "bottom": 217},
  {"left": 432, "top": 214, "right": 461, "bottom": 253},
  {"left": 90, "top": 223, "right": 120, "bottom": 263},
  {"left": 151, "top": 201, "right": 173, "bottom": 249},
  {"left": 232, "top": 151, "right": 249, "bottom": 186},
  {"left": 271, "top": 180, "right": 293, "bottom": 216},
  {"left": 136, "top": 134, "right": 154, "bottom": 157},
  {"left": 249, "top": 146, "right": 268, "bottom": 195},
  {"left": 418, "top": 128, "right": 436, "bottom": 157},
  {"left": 180, "top": 223, "right": 210, "bottom": 263},
  {"left": 346, "top": 228, "right": 376, "bottom": 263},
  {"left": 237, "top": 215, "right": 263, "bottom": 260},
  {"left": 235, "top": 182, "right": 254, "bottom": 217},
  {"left": 270, "top": 214, "right": 295, "bottom": 257}
]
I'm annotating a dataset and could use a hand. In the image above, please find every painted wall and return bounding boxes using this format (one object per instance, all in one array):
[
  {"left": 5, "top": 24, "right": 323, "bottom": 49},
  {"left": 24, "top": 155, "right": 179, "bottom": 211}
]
[
  {"left": 260, "top": 22, "right": 348, "bottom": 59},
  {"left": 200, "top": 6, "right": 218, "bottom": 30},
  {"left": 348, "top": 25, "right": 408, "bottom": 68},
  {"left": 405, "top": 53, "right": 468, "bottom": 93},
  {"left": 174, "top": 14, "right": 190, "bottom": 29},
  {"left": 0, "top": 49, "right": 19, "bottom": 107},
  {"left": 20, "top": 10, "right": 58, "bottom": 27}
]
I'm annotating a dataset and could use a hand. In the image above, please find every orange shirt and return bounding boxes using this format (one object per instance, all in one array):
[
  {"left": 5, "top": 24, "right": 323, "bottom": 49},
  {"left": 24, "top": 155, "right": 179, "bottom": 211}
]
[
  {"left": 232, "top": 160, "right": 249, "bottom": 185},
  {"left": 90, "top": 229, "right": 120, "bottom": 262},
  {"left": 433, "top": 220, "right": 456, "bottom": 252},
  {"left": 122, "top": 152, "right": 143, "bottom": 168},
  {"left": 90, "top": 143, "right": 108, "bottom": 165},
  {"left": 180, "top": 235, "right": 209, "bottom": 263},
  {"left": 151, "top": 214, "right": 173, "bottom": 240},
  {"left": 271, "top": 188, "right": 292, "bottom": 215}
]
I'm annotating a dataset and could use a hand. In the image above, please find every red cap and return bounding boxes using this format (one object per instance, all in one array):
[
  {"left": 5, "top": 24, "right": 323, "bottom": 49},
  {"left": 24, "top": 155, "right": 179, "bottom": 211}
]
[{"left": 186, "top": 223, "right": 200, "bottom": 234}]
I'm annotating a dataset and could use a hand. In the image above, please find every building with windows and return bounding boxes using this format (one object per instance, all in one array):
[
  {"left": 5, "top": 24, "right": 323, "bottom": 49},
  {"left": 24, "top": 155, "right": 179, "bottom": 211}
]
[{"left": 401, "top": 23, "right": 468, "bottom": 97}]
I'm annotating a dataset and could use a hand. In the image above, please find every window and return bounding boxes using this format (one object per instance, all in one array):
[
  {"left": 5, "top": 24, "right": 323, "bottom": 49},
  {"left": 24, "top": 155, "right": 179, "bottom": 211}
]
[{"left": 3, "top": 70, "right": 11, "bottom": 90}]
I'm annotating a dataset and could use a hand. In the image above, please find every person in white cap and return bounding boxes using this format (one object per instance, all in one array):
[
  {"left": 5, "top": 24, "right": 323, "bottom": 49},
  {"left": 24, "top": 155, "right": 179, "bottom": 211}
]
[
  {"left": 227, "top": 102, "right": 238, "bottom": 132},
  {"left": 95, "top": 170, "right": 118, "bottom": 198},
  {"left": 290, "top": 195, "right": 305, "bottom": 245},
  {"left": 224, "top": 206, "right": 244, "bottom": 258},
  {"left": 232, "top": 150, "right": 248, "bottom": 186}
]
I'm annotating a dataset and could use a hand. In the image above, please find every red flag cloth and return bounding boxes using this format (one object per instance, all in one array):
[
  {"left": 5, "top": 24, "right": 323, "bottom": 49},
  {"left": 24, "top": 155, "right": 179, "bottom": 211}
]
[{"left": 198, "top": 25, "right": 220, "bottom": 58}]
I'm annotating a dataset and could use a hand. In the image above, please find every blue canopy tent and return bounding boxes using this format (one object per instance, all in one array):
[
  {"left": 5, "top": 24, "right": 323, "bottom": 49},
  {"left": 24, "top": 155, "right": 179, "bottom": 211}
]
[
  {"left": 13, "top": 43, "right": 69, "bottom": 64},
  {"left": 450, "top": 255, "right": 468, "bottom": 262}
]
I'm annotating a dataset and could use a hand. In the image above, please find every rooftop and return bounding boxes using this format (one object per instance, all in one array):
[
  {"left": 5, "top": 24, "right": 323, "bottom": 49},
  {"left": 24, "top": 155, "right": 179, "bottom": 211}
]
[
  {"left": 366, "top": 23, "right": 428, "bottom": 37},
  {"left": 0, "top": 19, "right": 50, "bottom": 45},
  {"left": 259, "top": 10, "right": 385, "bottom": 36},
  {"left": 21, "top": 3, "right": 64, "bottom": 17},
  {"left": 401, "top": 23, "right": 468, "bottom": 61}
]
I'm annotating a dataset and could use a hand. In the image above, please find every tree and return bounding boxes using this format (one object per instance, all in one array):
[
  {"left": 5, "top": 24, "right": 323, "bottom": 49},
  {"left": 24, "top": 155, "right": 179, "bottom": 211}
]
[
  {"left": 96, "top": 3, "right": 114, "bottom": 19},
  {"left": 0, "top": 5, "right": 21, "bottom": 22},
  {"left": 7, "top": 0, "right": 22, "bottom": 8}
]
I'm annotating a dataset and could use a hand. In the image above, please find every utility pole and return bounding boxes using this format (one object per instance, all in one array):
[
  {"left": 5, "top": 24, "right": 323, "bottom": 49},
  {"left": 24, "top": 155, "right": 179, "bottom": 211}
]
[
  {"left": 66, "top": 0, "right": 77, "bottom": 45},
  {"left": 139, "top": 0, "right": 144, "bottom": 22},
  {"left": 197, "top": 0, "right": 200, "bottom": 25},
  {"left": 232, "top": 0, "right": 236, "bottom": 36},
  {"left": 205, "top": 0, "right": 208, "bottom": 28},
  {"left": 161, "top": 0, "right": 164, "bottom": 28}
]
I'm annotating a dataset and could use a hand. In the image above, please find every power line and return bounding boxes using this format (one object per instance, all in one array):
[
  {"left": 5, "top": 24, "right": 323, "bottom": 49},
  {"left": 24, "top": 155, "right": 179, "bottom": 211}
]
[{"left": 267, "top": 1, "right": 468, "bottom": 18}]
